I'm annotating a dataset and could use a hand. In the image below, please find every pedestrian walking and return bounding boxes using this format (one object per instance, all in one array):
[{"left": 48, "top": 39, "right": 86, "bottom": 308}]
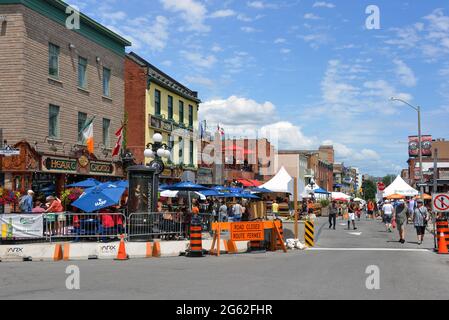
[
  {"left": 19, "top": 190, "right": 34, "bottom": 213},
  {"left": 382, "top": 200, "right": 395, "bottom": 232},
  {"left": 218, "top": 201, "right": 228, "bottom": 222},
  {"left": 367, "top": 200, "right": 375, "bottom": 220},
  {"left": 394, "top": 199, "right": 408, "bottom": 244},
  {"left": 413, "top": 199, "right": 430, "bottom": 245},
  {"left": 232, "top": 201, "right": 243, "bottom": 222},
  {"left": 272, "top": 200, "right": 279, "bottom": 219},
  {"left": 329, "top": 201, "right": 337, "bottom": 230},
  {"left": 347, "top": 201, "right": 357, "bottom": 230}
]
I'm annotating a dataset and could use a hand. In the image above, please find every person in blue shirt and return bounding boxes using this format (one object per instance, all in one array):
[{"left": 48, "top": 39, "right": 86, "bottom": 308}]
[{"left": 20, "top": 190, "right": 34, "bottom": 213}]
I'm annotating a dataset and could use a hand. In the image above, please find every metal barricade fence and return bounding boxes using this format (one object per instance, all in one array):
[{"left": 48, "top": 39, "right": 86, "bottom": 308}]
[
  {"left": 127, "top": 212, "right": 184, "bottom": 241},
  {"left": 43, "top": 212, "right": 126, "bottom": 243}
]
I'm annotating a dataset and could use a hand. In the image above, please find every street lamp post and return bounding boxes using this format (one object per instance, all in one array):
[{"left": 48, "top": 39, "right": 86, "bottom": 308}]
[
  {"left": 144, "top": 133, "right": 172, "bottom": 175},
  {"left": 390, "top": 97, "right": 424, "bottom": 200}
]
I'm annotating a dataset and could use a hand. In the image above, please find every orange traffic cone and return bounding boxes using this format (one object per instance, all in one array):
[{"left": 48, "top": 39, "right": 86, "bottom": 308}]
[
  {"left": 115, "top": 235, "right": 129, "bottom": 261},
  {"left": 438, "top": 232, "right": 449, "bottom": 255}
]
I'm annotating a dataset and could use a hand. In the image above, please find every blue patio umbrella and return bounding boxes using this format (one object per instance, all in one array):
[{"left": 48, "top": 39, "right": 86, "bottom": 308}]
[
  {"left": 314, "top": 188, "right": 330, "bottom": 194},
  {"left": 215, "top": 192, "right": 241, "bottom": 198},
  {"left": 213, "top": 186, "right": 228, "bottom": 192},
  {"left": 67, "top": 178, "right": 100, "bottom": 188},
  {"left": 228, "top": 187, "right": 244, "bottom": 193},
  {"left": 239, "top": 192, "right": 261, "bottom": 200},
  {"left": 114, "top": 180, "right": 129, "bottom": 189},
  {"left": 199, "top": 190, "right": 221, "bottom": 197},
  {"left": 168, "top": 182, "right": 211, "bottom": 192},
  {"left": 165, "top": 182, "right": 212, "bottom": 209},
  {"left": 71, "top": 186, "right": 126, "bottom": 212}
]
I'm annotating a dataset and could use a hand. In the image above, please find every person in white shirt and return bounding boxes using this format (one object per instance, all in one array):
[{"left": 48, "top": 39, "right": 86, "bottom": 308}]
[{"left": 382, "top": 200, "right": 395, "bottom": 232}]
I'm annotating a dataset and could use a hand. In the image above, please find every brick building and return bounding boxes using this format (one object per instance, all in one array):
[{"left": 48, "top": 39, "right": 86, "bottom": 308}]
[
  {"left": 0, "top": 0, "right": 130, "bottom": 199},
  {"left": 125, "top": 52, "right": 201, "bottom": 183}
]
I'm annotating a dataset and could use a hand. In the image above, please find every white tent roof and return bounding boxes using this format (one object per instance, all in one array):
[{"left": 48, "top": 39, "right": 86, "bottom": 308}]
[
  {"left": 300, "top": 183, "right": 322, "bottom": 199},
  {"left": 331, "top": 192, "right": 351, "bottom": 200},
  {"left": 260, "top": 167, "right": 294, "bottom": 194},
  {"left": 383, "top": 176, "right": 419, "bottom": 197}
]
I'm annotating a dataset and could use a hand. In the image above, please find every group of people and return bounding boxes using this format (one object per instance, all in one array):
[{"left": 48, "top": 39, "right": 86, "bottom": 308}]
[
  {"left": 19, "top": 189, "right": 66, "bottom": 235},
  {"left": 328, "top": 200, "right": 361, "bottom": 230},
  {"left": 380, "top": 198, "right": 430, "bottom": 245}
]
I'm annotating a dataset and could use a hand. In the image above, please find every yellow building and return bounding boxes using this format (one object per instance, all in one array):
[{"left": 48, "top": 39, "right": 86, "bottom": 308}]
[{"left": 126, "top": 52, "right": 200, "bottom": 182}]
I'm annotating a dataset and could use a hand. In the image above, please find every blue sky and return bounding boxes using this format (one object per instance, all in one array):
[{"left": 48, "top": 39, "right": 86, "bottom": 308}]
[{"left": 69, "top": 0, "right": 449, "bottom": 176}]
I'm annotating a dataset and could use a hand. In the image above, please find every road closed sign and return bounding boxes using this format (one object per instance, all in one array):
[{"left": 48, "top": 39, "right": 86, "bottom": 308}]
[
  {"left": 433, "top": 193, "right": 449, "bottom": 213},
  {"left": 231, "top": 222, "right": 264, "bottom": 242}
]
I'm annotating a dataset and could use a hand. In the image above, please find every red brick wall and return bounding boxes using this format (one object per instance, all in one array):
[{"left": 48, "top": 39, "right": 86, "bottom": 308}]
[{"left": 125, "top": 57, "right": 147, "bottom": 165}]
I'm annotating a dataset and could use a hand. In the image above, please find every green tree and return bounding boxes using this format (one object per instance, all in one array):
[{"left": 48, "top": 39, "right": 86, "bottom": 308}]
[{"left": 362, "top": 180, "right": 377, "bottom": 201}]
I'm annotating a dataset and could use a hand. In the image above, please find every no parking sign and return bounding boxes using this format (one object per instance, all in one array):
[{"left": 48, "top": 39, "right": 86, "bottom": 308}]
[{"left": 433, "top": 194, "right": 449, "bottom": 213}]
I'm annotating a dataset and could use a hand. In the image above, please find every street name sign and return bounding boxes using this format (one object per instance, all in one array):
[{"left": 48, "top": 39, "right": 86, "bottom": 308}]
[
  {"left": 433, "top": 193, "right": 449, "bottom": 213},
  {"left": 230, "top": 222, "right": 264, "bottom": 242}
]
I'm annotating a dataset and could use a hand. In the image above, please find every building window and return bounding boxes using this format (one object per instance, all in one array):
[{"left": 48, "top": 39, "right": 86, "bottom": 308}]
[
  {"left": 49, "top": 43, "right": 60, "bottom": 78},
  {"left": 190, "top": 140, "right": 194, "bottom": 166},
  {"left": 168, "top": 95, "right": 173, "bottom": 120},
  {"left": 103, "top": 118, "right": 111, "bottom": 147},
  {"left": 78, "top": 112, "right": 87, "bottom": 143},
  {"left": 103, "top": 67, "right": 111, "bottom": 97},
  {"left": 155, "top": 89, "right": 161, "bottom": 116},
  {"left": 78, "top": 56, "right": 88, "bottom": 88},
  {"left": 179, "top": 101, "right": 184, "bottom": 124},
  {"left": 188, "top": 105, "right": 193, "bottom": 128},
  {"left": 178, "top": 137, "right": 183, "bottom": 162},
  {"left": 48, "top": 105, "right": 60, "bottom": 139}
]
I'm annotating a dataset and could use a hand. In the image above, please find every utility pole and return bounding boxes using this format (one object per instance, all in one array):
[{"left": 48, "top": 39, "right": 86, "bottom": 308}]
[
  {"left": 433, "top": 148, "right": 438, "bottom": 250},
  {"left": 417, "top": 106, "right": 425, "bottom": 202}
]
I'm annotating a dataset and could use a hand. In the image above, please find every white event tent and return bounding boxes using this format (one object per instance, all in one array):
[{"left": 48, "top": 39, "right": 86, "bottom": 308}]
[
  {"left": 382, "top": 176, "right": 419, "bottom": 197},
  {"left": 260, "top": 167, "right": 294, "bottom": 194}
]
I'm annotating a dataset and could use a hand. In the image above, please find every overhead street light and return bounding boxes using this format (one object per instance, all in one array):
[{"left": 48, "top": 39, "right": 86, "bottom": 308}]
[{"left": 390, "top": 97, "right": 424, "bottom": 201}]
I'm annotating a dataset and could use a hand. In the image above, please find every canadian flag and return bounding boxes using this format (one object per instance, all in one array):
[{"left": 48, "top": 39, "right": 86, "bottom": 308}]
[{"left": 112, "top": 125, "right": 124, "bottom": 157}]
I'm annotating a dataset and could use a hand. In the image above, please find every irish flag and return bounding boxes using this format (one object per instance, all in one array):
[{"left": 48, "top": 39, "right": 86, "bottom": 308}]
[{"left": 81, "top": 117, "right": 95, "bottom": 153}]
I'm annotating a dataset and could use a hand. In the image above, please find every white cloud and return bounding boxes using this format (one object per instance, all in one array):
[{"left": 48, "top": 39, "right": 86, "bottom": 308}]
[
  {"left": 323, "top": 140, "right": 380, "bottom": 162},
  {"left": 247, "top": 1, "right": 277, "bottom": 9},
  {"left": 211, "top": 45, "right": 223, "bottom": 52},
  {"left": 200, "top": 96, "right": 276, "bottom": 126},
  {"left": 386, "top": 9, "right": 449, "bottom": 60},
  {"left": 313, "top": 2, "right": 335, "bottom": 8},
  {"left": 119, "top": 15, "right": 169, "bottom": 52},
  {"left": 200, "top": 96, "right": 316, "bottom": 150},
  {"left": 304, "top": 13, "right": 322, "bottom": 20},
  {"left": 393, "top": 59, "right": 417, "bottom": 87},
  {"left": 160, "top": 0, "right": 209, "bottom": 32},
  {"left": 241, "top": 26, "right": 259, "bottom": 33},
  {"left": 280, "top": 48, "right": 291, "bottom": 54},
  {"left": 161, "top": 60, "right": 173, "bottom": 67},
  {"left": 210, "top": 9, "right": 236, "bottom": 19},
  {"left": 274, "top": 38, "right": 286, "bottom": 44},
  {"left": 181, "top": 51, "right": 217, "bottom": 69}
]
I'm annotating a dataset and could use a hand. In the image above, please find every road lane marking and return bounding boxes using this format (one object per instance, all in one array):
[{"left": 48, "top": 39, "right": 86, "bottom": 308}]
[
  {"left": 306, "top": 248, "right": 431, "bottom": 252},
  {"left": 348, "top": 232, "right": 362, "bottom": 236}
]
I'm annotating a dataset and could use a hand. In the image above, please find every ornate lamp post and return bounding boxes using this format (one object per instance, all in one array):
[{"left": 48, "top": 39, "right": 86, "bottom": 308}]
[{"left": 144, "top": 133, "right": 172, "bottom": 175}]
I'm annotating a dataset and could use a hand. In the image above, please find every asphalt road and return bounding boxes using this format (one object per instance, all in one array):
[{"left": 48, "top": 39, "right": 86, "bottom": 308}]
[{"left": 1, "top": 217, "right": 449, "bottom": 300}]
